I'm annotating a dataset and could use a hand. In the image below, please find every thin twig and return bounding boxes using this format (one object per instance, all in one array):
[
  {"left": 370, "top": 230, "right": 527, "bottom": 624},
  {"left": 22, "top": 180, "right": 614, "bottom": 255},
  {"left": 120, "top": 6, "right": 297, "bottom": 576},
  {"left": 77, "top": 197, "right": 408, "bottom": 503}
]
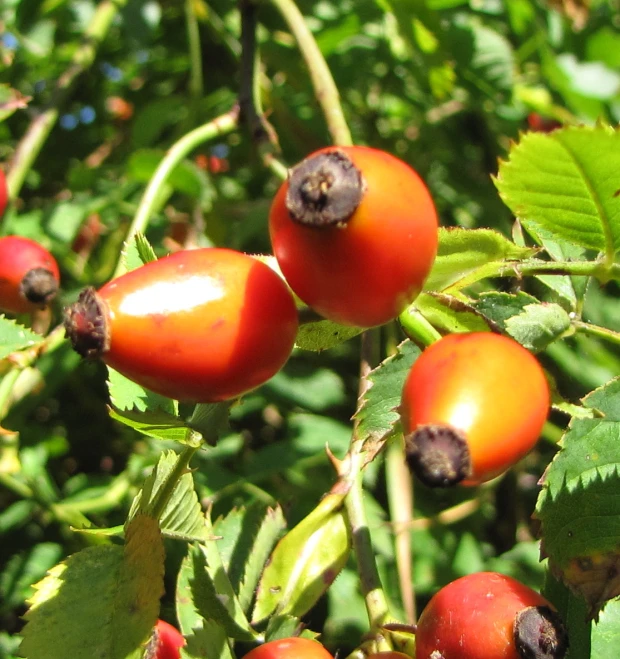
[
  {"left": 342, "top": 330, "right": 392, "bottom": 630},
  {"left": 239, "top": 0, "right": 288, "bottom": 180},
  {"left": 269, "top": 0, "right": 352, "bottom": 146},
  {"left": 113, "top": 107, "right": 240, "bottom": 278}
]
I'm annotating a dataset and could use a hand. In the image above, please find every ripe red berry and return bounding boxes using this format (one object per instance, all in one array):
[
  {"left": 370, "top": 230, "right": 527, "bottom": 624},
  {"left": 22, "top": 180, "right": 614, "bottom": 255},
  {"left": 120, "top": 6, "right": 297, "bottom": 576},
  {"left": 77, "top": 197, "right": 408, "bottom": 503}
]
[
  {"left": 145, "top": 619, "right": 185, "bottom": 659},
  {"left": 415, "top": 572, "right": 568, "bottom": 659},
  {"left": 0, "top": 236, "right": 60, "bottom": 314},
  {"left": 64, "top": 248, "right": 298, "bottom": 402},
  {"left": 0, "top": 168, "right": 7, "bottom": 218},
  {"left": 269, "top": 146, "right": 438, "bottom": 328},
  {"left": 400, "top": 332, "right": 549, "bottom": 487},
  {"left": 242, "top": 637, "right": 334, "bottom": 659}
]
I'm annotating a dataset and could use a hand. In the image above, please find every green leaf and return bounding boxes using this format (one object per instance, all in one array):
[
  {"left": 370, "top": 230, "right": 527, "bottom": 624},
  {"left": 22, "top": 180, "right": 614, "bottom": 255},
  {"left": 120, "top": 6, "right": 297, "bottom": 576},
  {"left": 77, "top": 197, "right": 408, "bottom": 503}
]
[
  {"left": 473, "top": 291, "right": 540, "bottom": 330},
  {"left": 21, "top": 515, "right": 164, "bottom": 659},
  {"left": 213, "top": 504, "right": 286, "bottom": 613},
  {"left": 180, "top": 619, "right": 234, "bottom": 659},
  {"left": 109, "top": 407, "right": 198, "bottom": 444},
  {"left": 425, "top": 228, "right": 535, "bottom": 292},
  {"left": 592, "top": 597, "right": 620, "bottom": 658},
  {"left": 354, "top": 340, "right": 420, "bottom": 451},
  {"left": 128, "top": 451, "right": 210, "bottom": 542},
  {"left": 263, "top": 365, "right": 347, "bottom": 412},
  {"left": 135, "top": 232, "right": 157, "bottom": 265},
  {"left": 252, "top": 492, "right": 350, "bottom": 622},
  {"left": 504, "top": 302, "right": 572, "bottom": 352},
  {"left": 536, "top": 379, "right": 620, "bottom": 616},
  {"left": 119, "top": 232, "right": 157, "bottom": 274},
  {"left": 413, "top": 293, "right": 492, "bottom": 334},
  {"left": 107, "top": 366, "right": 177, "bottom": 415},
  {"left": 187, "top": 402, "right": 231, "bottom": 446},
  {"left": 185, "top": 541, "right": 257, "bottom": 641},
  {"left": 0, "top": 316, "right": 42, "bottom": 360},
  {"left": 264, "top": 615, "right": 305, "bottom": 642},
  {"left": 295, "top": 318, "right": 363, "bottom": 352},
  {"left": 495, "top": 125, "right": 620, "bottom": 259}
]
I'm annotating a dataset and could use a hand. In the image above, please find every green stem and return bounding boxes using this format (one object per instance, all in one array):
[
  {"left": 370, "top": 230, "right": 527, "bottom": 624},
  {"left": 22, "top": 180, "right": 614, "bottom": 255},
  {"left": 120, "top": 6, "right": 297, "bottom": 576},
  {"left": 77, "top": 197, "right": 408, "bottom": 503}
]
[
  {"left": 185, "top": 0, "right": 204, "bottom": 99},
  {"left": 343, "top": 330, "right": 391, "bottom": 629},
  {"left": 269, "top": 0, "right": 352, "bottom": 146},
  {"left": 572, "top": 320, "right": 620, "bottom": 347},
  {"left": 345, "top": 462, "right": 391, "bottom": 628},
  {"left": 0, "top": 472, "right": 33, "bottom": 499},
  {"left": 239, "top": 0, "right": 288, "bottom": 179},
  {"left": 7, "top": 0, "right": 128, "bottom": 199},
  {"left": 385, "top": 436, "right": 416, "bottom": 623},
  {"left": 398, "top": 306, "right": 442, "bottom": 347},
  {"left": 113, "top": 107, "right": 240, "bottom": 278},
  {"left": 150, "top": 446, "right": 199, "bottom": 521},
  {"left": 444, "top": 259, "right": 620, "bottom": 296}
]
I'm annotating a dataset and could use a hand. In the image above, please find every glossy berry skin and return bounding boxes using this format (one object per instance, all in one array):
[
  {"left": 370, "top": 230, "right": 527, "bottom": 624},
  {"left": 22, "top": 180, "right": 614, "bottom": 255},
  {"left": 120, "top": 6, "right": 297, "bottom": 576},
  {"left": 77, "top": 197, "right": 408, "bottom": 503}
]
[
  {"left": 242, "top": 638, "right": 334, "bottom": 659},
  {"left": 0, "top": 168, "right": 7, "bottom": 218},
  {"left": 149, "top": 620, "right": 184, "bottom": 659},
  {"left": 415, "top": 573, "right": 565, "bottom": 659},
  {"left": 0, "top": 236, "right": 60, "bottom": 314},
  {"left": 401, "top": 332, "right": 549, "bottom": 486},
  {"left": 64, "top": 248, "right": 298, "bottom": 403},
  {"left": 269, "top": 146, "right": 438, "bottom": 327}
]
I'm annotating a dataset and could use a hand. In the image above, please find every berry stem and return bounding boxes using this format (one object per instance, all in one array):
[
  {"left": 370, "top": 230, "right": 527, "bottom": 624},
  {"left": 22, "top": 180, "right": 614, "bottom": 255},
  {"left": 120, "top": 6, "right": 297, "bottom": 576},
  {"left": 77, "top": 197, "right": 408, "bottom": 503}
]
[
  {"left": 269, "top": 0, "right": 353, "bottom": 146},
  {"left": 398, "top": 306, "right": 442, "bottom": 347}
]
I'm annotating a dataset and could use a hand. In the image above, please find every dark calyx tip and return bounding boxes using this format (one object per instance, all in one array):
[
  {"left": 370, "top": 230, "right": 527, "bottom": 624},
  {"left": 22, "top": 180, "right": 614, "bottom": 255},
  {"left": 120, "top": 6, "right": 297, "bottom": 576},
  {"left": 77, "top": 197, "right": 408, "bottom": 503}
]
[
  {"left": 404, "top": 424, "right": 471, "bottom": 488},
  {"left": 285, "top": 149, "right": 365, "bottom": 227},
  {"left": 63, "top": 287, "right": 109, "bottom": 359},
  {"left": 514, "top": 605, "right": 569, "bottom": 659},
  {"left": 20, "top": 267, "right": 59, "bottom": 306}
]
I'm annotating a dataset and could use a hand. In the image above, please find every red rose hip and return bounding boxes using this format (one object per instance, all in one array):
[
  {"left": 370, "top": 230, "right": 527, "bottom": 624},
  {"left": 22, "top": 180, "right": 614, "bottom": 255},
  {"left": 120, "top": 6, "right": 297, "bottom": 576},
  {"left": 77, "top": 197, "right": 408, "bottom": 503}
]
[
  {"left": 242, "top": 637, "right": 334, "bottom": 659},
  {"left": 0, "top": 236, "right": 60, "bottom": 314},
  {"left": 145, "top": 619, "right": 185, "bottom": 659},
  {"left": 401, "top": 332, "right": 549, "bottom": 487},
  {"left": 269, "top": 146, "right": 438, "bottom": 328},
  {"left": 415, "top": 572, "right": 568, "bottom": 659},
  {"left": 64, "top": 248, "right": 299, "bottom": 402}
]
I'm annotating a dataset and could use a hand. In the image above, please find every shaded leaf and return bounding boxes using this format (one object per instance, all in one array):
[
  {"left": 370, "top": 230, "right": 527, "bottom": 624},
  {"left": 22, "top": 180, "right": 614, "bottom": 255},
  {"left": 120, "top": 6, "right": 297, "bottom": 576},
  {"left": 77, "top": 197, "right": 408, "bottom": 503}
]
[
  {"left": 186, "top": 542, "right": 257, "bottom": 641},
  {"left": 180, "top": 619, "right": 234, "bottom": 659},
  {"left": 213, "top": 504, "right": 286, "bottom": 613},
  {"left": 128, "top": 451, "right": 209, "bottom": 543}
]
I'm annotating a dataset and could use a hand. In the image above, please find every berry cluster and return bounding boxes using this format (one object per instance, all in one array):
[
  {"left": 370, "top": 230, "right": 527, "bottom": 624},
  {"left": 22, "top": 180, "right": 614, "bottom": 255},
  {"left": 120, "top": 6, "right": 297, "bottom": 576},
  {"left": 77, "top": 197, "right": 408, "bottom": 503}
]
[{"left": 3, "top": 144, "right": 563, "bottom": 659}]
